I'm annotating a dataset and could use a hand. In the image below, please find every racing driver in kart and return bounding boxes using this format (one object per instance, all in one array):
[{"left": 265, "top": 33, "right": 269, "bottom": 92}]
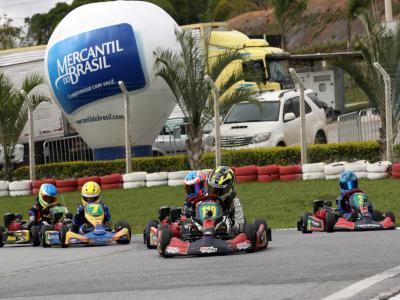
[
  {"left": 28, "top": 183, "right": 59, "bottom": 228},
  {"left": 207, "top": 166, "right": 245, "bottom": 233},
  {"left": 183, "top": 171, "right": 208, "bottom": 217},
  {"left": 72, "top": 181, "right": 112, "bottom": 233}
]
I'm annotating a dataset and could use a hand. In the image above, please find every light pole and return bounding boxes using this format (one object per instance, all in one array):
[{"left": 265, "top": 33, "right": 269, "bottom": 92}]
[
  {"left": 20, "top": 90, "right": 35, "bottom": 181},
  {"left": 204, "top": 75, "right": 221, "bottom": 168},
  {"left": 374, "top": 62, "right": 393, "bottom": 162},
  {"left": 118, "top": 81, "right": 132, "bottom": 173},
  {"left": 289, "top": 68, "right": 307, "bottom": 164}
]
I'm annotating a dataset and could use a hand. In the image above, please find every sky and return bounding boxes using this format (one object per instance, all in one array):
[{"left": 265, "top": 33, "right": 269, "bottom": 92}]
[{"left": 0, "top": 0, "right": 73, "bottom": 27}]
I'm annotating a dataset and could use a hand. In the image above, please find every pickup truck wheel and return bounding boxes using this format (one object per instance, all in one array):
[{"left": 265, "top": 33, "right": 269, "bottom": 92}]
[{"left": 315, "top": 130, "right": 327, "bottom": 144}]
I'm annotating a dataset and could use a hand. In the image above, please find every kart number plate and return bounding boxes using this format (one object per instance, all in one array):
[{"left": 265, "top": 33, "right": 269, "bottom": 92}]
[{"left": 7, "top": 236, "right": 16, "bottom": 241}]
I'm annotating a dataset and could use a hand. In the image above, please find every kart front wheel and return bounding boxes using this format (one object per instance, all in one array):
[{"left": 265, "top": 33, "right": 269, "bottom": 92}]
[
  {"left": 243, "top": 223, "right": 256, "bottom": 253},
  {"left": 158, "top": 225, "right": 172, "bottom": 257},
  {"left": 41, "top": 225, "right": 53, "bottom": 247},
  {"left": 0, "top": 226, "right": 5, "bottom": 247},
  {"left": 60, "top": 225, "right": 69, "bottom": 248},
  {"left": 116, "top": 221, "right": 131, "bottom": 244},
  {"left": 301, "top": 213, "right": 312, "bottom": 234},
  {"left": 254, "top": 219, "right": 270, "bottom": 249},
  {"left": 325, "top": 212, "right": 336, "bottom": 233},
  {"left": 144, "top": 220, "right": 159, "bottom": 249},
  {"left": 386, "top": 211, "right": 396, "bottom": 224},
  {"left": 31, "top": 225, "right": 41, "bottom": 246}
]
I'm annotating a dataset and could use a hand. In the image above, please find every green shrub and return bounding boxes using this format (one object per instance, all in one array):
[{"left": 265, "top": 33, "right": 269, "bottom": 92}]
[
  {"left": 394, "top": 144, "right": 400, "bottom": 162},
  {"left": 12, "top": 141, "right": 382, "bottom": 180}
]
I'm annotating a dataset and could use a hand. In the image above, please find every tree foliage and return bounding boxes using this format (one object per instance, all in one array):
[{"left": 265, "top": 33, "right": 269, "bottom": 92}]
[{"left": 0, "top": 15, "right": 21, "bottom": 49}]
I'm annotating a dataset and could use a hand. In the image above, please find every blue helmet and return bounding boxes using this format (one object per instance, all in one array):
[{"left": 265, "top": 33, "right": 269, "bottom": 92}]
[
  {"left": 184, "top": 171, "right": 207, "bottom": 199},
  {"left": 38, "top": 183, "right": 58, "bottom": 208},
  {"left": 339, "top": 170, "right": 358, "bottom": 193}
]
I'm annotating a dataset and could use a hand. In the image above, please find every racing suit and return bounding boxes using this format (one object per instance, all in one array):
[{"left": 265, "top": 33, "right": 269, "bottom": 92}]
[
  {"left": 221, "top": 191, "right": 245, "bottom": 232},
  {"left": 72, "top": 202, "right": 112, "bottom": 231},
  {"left": 336, "top": 188, "right": 372, "bottom": 219},
  {"left": 28, "top": 199, "right": 54, "bottom": 228}
]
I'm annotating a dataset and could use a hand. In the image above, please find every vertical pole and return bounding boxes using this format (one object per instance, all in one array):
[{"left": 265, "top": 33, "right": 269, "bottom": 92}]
[
  {"left": 373, "top": 62, "right": 393, "bottom": 161},
  {"left": 289, "top": 68, "right": 307, "bottom": 164},
  {"left": 20, "top": 90, "right": 35, "bottom": 181},
  {"left": 384, "top": 0, "right": 393, "bottom": 22},
  {"left": 118, "top": 81, "right": 132, "bottom": 173},
  {"left": 205, "top": 75, "right": 221, "bottom": 168}
]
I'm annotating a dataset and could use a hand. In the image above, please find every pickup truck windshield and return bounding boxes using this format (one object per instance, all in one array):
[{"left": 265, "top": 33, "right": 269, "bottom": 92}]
[{"left": 224, "top": 101, "right": 280, "bottom": 124}]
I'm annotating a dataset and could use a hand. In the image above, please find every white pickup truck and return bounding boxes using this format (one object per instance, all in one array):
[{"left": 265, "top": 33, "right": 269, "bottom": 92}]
[{"left": 0, "top": 144, "right": 24, "bottom": 166}]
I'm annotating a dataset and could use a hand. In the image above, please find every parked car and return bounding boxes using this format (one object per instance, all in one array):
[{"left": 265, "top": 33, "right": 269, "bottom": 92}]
[
  {"left": 0, "top": 144, "right": 24, "bottom": 167},
  {"left": 205, "top": 89, "right": 327, "bottom": 150}
]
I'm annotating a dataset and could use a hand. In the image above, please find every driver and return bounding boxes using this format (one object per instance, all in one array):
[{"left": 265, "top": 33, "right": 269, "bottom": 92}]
[
  {"left": 72, "top": 181, "right": 112, "bottom": 232},
  {"left": 28, "top": 183, "right": 59, "bottom": 227},
  {"left": 183, "top": 171, "right": 208, "bottom": 217},
  {"left": 336, "top": 170, "right": 371, "bottom": 219},
  {"left": 207, "top": 166, "right": 245, "bottom": 233}
]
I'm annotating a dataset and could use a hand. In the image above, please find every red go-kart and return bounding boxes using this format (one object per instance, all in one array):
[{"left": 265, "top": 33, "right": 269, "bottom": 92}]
[{"left": 297, "top": 193, "right": 395, "bottom": 233}]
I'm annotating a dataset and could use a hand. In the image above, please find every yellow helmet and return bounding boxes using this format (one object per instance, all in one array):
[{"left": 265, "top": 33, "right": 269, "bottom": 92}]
[{"left": 81, "top": 181, "right": 101, "bottom": 205}]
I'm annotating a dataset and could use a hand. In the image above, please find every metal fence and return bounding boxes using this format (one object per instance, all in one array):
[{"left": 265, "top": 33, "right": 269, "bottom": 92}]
[{"left": 43, "top": 135, "right": 93, "bottom": 164}]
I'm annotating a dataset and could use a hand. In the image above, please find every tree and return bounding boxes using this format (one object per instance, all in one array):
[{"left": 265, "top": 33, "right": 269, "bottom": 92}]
[
  {"left": 153, "top": 29, "right": 257, "bottom": 169},
  {"left": 271, "top": 0, "right": 307, "bottom": 50},
  {"left": 333, "top": 10, "right": 400, "bottom": 157},
  {"left": 0, "top": 73, "right": 49, "bottom": 180},
  {"left": 213, "top": 0, "right": 260, "bottom": 21},
  {"left": 0, "top": 15, "right": 21, "bottom": 49}
]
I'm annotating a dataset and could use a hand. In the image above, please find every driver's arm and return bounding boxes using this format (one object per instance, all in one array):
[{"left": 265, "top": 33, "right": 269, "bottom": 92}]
[{"left": 232, "top": 197, "right": 245, "bottom": 231}]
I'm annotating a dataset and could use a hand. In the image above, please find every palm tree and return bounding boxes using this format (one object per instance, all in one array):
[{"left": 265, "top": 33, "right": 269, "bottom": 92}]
[
  {"left": 153, "top": 29, "right": 257, "bottom": 169},
  {"left": 333, "top": 10, "right": 400, "bottom": 155},
  {"left": 0, "top": 73, "right": 49, "bottom": 179}
]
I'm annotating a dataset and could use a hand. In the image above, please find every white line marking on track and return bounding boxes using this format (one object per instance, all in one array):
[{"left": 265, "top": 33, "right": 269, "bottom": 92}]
[{"left": 322, "top": 264, "right": 400, "bottom": 300}]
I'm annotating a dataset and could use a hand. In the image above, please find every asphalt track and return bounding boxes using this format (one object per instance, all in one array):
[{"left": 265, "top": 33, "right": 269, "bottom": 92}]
[{"left": 1, "top": 229, "right": 400, "bottom": 300}]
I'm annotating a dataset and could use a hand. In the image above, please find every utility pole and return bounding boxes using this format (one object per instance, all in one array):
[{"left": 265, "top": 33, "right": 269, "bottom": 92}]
[
  {"left": 20, "top": 90, "right": 35, "bottom": 181},
  {"left": 384, "top": 0, "right": 393, "bottom": 22},
  {"left": 289, "top": 68, "right": 307, "bottom": 164},
  {"left": 118, "top": 81, "right": 132, "bottom": 173}
]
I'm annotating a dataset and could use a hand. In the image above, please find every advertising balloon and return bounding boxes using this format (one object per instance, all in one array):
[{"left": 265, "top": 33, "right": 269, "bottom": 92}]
[{"left": 45, "top": 1, "right": 180, "bottom": 159}]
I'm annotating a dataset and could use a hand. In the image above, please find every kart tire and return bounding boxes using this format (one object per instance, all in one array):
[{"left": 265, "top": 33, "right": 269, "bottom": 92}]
[
  {"left": 301, "top": 213, "right": 312, "bottom": 234},
  {"left": 10, "top": 190, "right": 31, "bottom": 197},
  {"left": 392, "top": 163, "right": 400, "bottom": 173},
  {"left": 367, "top": 161, "right": 391, "bottom": 173},
  {"left": 0, "top": 226, "right": 4, "bottom": 247},
  {"left": 146, "top": 180, "right": 168, "bottom": 187},
  {"left": 168, "top": 179, "right": 184, "bottom": 187},
  {"left": 77, "top": 176, "right": 101, "bottom": 186},
  {"left": 100, "top": 174, "right": 123, "bottom": 185},
  {"left": 9, "top": 180, "right": 32, "bottom": 191},
  {"left": 234, "top": 165, "right": 257, "bottom": 176},
  {"left": 367, "top": 172, "right": 388, "bottom": 180},
  {"left": 386, "top": 211, "right": 396, "bottom": 224},
  {"left": 280, "top": 174, "right": 302, "bottom": 181},
  {"left": 325, "top": 174, "right": 341, "bottom": 180},
  {"left": 258, "top": 174, "right": 280, "bottom": 182},
  {"left": 56, "top": 179, "right": 78, "bottom": 188},
  {"left": 146, "top": 172, "right": 168, "bottom": 181},
  {"left": 372, "top": 210, "right": 384, "bottom": 221},
  {"left": 31, "top": 225, "right": 41, "bottom": 247},
  {"left": 325, "top": 212, "right": 336, "bottom": 233},
  {"left": 324, "top": 162, "right": 346, "bottom": 176},
  {"left": 158, "top": 225, "right": 172, "bottom": 257},
  {"left": 354, "top": 171, "right": 368, "bottom": 179},
  {"left": 145, "top": 220, "right": 159, "bottom": 249},
  {"left": 254, "top": 219, "right": 269, "bottom": 249},
  {"left": 0, "top": 191, "right": 9, "bottom": 197},
  {"left": 235, "top": 175, "right": 258, "bottom": 183},
  {"left": 41, "top": 225, "right": 53, "bottom": 247},
  {"left": 116, "top": 221, "right": 131, "bottom": 244},
  {"left": 101, "top": 183, "right": 123, "bottom": 190},
  {"left": 58, "top": 186, "right": 77, "bottom": 193},
  {"left": 257, "top": 165, "right": 280, "bottom": 175},
  {"left": 123, "top": 172, "right": 147, "bottom": 182},
  {"left": 392, "top": 171, "right": 400, "bottom": 178},
  {"left": 123, "top": 181, "right": 146, "bottom": 189},
  {"left": 302, "top": 162, "right": 325, "bottom": 174},
  {"left": 167, "top": 171, "right": 189, "bottom": 180},
  {"left": 60, "top": 225, "right": 69, "bottom": 248},
  {"left": 32, "top": 179, "right": 56, "bottom": 189},
  {"left": 345, "top": 161, "right": 368, "bottom": 172},
  {"left": 279, "top": 165, "right": 302, "bottom": 176},
  {"left": 243, "top": 223, "right": 256, "bottom": 253},
  {"left": 302, "top": 172, "right": 325, "bottom": 180},
  {"left": 0, "top": 180, "right": 9, "bottom": 191}
]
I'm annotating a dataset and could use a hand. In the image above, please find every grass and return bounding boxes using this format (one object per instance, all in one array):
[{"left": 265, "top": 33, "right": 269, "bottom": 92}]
[{"left": 1, "top": 179, "right": 400, "bottom": 233}]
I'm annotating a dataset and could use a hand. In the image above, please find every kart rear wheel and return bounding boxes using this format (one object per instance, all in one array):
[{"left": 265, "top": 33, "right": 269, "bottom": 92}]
[
  {"left": 144, "top": 220, "right": 159, "bottom": 249},
  {"left": 60, "top": 225, "right": 69, "bottom": 248},
  {"left": 0, "top": 226, "right": 5, "bottom": 247},
  {"left": 372, "top": 210, "right": 384, "bottom": 221},
  {"left": 386, "top": 211, "right": 396, "bottom": 224},
  {"left": 254, "top": 219, "right": 270, "bottom": 249},
  {"left": 301, "top": 213, "right": 312, "bottom": 234},
  {"left": 41, "top": 225, "right": 53, "bottom": 247},
  {"left": 243, "top": 223, "right": 256, "bottom": 253},
  {"left": 31, "top": 225, "right": 41, "bottom": 247},
  {"left": 116, "top": 221, "right": 131, "bottom": 244},
  {"left": 158, "top": 225, "right": 172, "bottom": 257},
  {"left": 325, "top": 212, "right": 336, "bottom": 233}
]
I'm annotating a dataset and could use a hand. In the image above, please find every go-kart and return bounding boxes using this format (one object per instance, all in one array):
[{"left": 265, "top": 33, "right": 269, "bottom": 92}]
[
  {"left": 297, "top": 193, "right": 396, "bottom": 233},
  {"left": 146, "top": 195, "right": 271, "bottom": 257},
  {"left": 60, "top": 203, "right": 131, "bottom": 247},
  {"left": 0, "top": 213, "right": 33, "bottom": 247},
  {"left": 39, "top": 204, "right": 73, "bottom": 247}
]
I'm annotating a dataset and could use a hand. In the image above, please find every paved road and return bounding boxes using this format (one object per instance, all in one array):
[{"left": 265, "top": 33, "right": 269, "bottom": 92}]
[{"left": 1, "top": 230, "right": 400, "bottom": 300}]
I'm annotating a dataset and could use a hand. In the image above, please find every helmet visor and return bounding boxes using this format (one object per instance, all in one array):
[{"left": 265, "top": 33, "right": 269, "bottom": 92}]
[
  {"left": 340, "top": 180, "right": 357, "bottom": 191},
  {"left": 42, "top": 194, "right": 57, "bottom": 205},
  {"left": 82, "top": 195, "right": 100, "bottom": 203},
  {"left": 185, "top": 182, "right": 202, "bottom": 197},
  {"left": 208, "top": 184, "right": 229, "bottom": 197}
]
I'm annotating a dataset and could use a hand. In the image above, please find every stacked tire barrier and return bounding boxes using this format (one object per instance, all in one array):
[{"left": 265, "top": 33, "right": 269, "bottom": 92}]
[
  {"left": 324, "top": 162, "right": 347, "bottom": 180},
  {"left": 345, "top": 160, "right": 368, "bottom": 178},
  {"left": 0, "top": 181, "right": 9, "bottom": 197},
  {"left": 123, "top": 172, "right": 146, "bottom": 189},
  {"left": 392, "top": 163, "right": 400, "bottom": 178},
  {"left": 32, "top": 179, "right": 56, "bottom": 195},
  {"left": 279, "top": 165, "right": 302, "bottom": 181},
  {"left": 9, "top": 180, "right": 32, "bottom": 196},
  {"left": 56, "top": 179, "right": 78, "bottom": 193},
  {"left": 257, "top": 165, "right": 280, "bottom": 182},
  {"left": 77, "top": 176, "right": 101, "bottom": 191},
  {"left": 168, "top": 171, "right": 189, "bottom": 187},
  {"left": 302, "top": 163, "right": 325, "bottom": 180},
  {"left": 100, "top": 174, "right": 123, "bottom": 190},
  {"left": 146, "top": 172, "right": 168, "bottom": 187},
  {"left": 234, "top": 165, "right": 258, "bottom": 183},
  {"left": 367, "top": 161, "right": 391, "bottom": 179}
]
